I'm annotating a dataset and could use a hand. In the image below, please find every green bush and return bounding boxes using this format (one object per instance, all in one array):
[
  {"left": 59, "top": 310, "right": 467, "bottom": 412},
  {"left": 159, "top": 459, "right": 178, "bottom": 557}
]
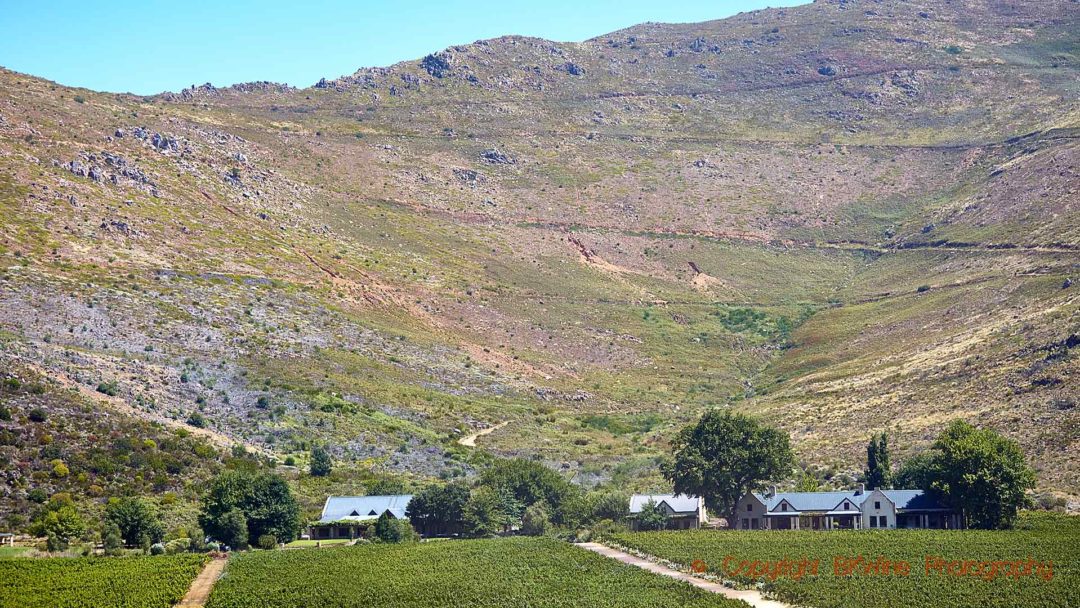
[
  {"left": 96, "top": 381, "right": 120, "bottom": 396},
  {"left": 520, "top": 502, "right": 551, "bottom": 536},
  {"left": 257, "top": 534, "right": 278, "bottom": 550},
  {"left": 374, "top": 512, "right": 418, "bottom": 543},
  {"left": 187, "top": 412, "right": 207, "bottom": 428},
  {"left": 165, "top": 538, "right": 191, "bottom": 554}
]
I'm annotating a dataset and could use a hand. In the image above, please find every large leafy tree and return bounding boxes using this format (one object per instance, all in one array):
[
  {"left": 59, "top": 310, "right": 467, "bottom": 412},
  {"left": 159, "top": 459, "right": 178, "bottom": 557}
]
[
  {"left": 926, "top": 420, "right": 1035, "bottom": 529},
  {"left": 661, "top": 410, "right": 794, "bottom": 524},
  {"left": 864, "top": 432, "right": 892, "bottom": 490},
  {"left": 200, "top": 471, "right": 301, "bottom": 545},
  {"left": 479, "top": 458, "right": 579, "bottom": 524},
  {"left": 893, "top": 452, "right": 934, "bottom": 489},
  {"left": 36, "top": 507, "right": 85, "bottom": 549},
  {"left": 461, "top": 486, "right": 507, "bottom": 537},
  {"left": 406, "top": 481, "right": 469, "bottom": 536},
  {"left": 105, "top": 496, "right": 164, "bottom": 547}
]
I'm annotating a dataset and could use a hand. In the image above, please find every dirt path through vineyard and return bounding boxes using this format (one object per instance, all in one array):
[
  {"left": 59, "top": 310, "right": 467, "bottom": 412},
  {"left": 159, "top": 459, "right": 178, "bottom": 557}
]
[
  {"left": 574, "top": 543, "right": 791, "bottom": 608},
  {"left": 176, "top": 557, "right": 227, "bottom": 607}
]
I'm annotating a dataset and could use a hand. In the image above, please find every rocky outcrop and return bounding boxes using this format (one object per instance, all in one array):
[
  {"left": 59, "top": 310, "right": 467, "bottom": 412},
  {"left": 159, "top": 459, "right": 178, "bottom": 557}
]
[
  {"left": 56, "top": 151, "right": 155, "bottom": 190},
  {"left": 421, "top": 53, "right": 452, "bottom": 78},
  {"left": 479, "top": 148, "right": 515, "bottom": 165}
]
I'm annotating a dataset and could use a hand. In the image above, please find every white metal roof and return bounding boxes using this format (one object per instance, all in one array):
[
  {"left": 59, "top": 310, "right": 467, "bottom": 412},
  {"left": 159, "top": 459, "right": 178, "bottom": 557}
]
[
  {"left": 318, "top": 495, "right": 413, "bottom": 523},
  {"left": 629, "top": 494, "right": 701, "bottom": 514}
]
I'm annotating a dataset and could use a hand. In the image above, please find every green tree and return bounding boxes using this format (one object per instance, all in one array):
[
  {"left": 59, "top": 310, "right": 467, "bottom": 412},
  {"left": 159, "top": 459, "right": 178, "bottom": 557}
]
[
  {"left": 661, "top": 410, "right": 794, "bottom": 524},
  {"left": 587, "top": 490, "right": 629, "bottom": 523},
  {"left": 926, "top": 420, "right": 1035, "bottom": 529},
  {"left": 462, "top": 486, "right": 506, "bottom": 537},
  {"left": 39, "top": 506, "right": 85, "bottom": 549},
  {"left": 32, "top": 494, "right": 85, "bottom": 551},
  {"left": 479, "top": 458, "right": 579, "bottom": 524},
  {"left": 309, "top": 445, "right": 332, "bottom": 477},
  {"left": 374, "top": 512, "right": 418, "bottom": 543},
  {"left": 521, "top": 502, "right": 551, "bottom": 536},
  {"left": 102, "top": 522, "right": 123, "bottom": 556},
  {"left": 217, "top": 509, "right": 248, "bottom": 549},
  {"left": 865, "top": 432, "right": 892, "bottom": 490},
  {"left": 635, "top": 500, "right": 669, "bottom": 531},
  {"left": 105, "top": 497, "right": 164, "bottom": 547},
  {"left": 199, "top": 471, "right": 301, "bottom": 545},
  {"left": 894, "top": 453, "right": 934, "bottom": 489},
  {"left": 406, "top": 481, "right": 469, "bottom": 536}
]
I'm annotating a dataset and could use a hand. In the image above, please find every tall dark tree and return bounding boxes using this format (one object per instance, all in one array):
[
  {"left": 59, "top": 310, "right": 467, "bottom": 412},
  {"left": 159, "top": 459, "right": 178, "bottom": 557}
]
[
  {"left": 661, "top": 410, "right": 793, "bottom": 525},
  {"left": 200, "top": 470, "right": 302, "bottom": 544},
  {"left": 865, "top": 432, "right": 892, "bottom": 490},
  {"left": 926, "top": 420, "right": 1035, "bottom": 529},
  {"left": 105, "top": 496, "right": 164, "bottom": 547},
  {"left": 309, "top": 445, "right": 332, "bottom": 477},
  {"left": 406, "top": 481, "right": 470, "bottom": 536}
]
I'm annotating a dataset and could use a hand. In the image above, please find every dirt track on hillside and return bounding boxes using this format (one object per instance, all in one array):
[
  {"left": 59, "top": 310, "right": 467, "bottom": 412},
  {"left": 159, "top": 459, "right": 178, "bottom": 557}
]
[{"left": 458, "top": 421, "right": 509, "bottom": 447}]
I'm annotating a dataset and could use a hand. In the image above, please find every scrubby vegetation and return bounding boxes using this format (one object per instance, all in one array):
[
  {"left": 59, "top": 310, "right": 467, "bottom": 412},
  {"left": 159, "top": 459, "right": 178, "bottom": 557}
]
[{"left": 0, "top": 364, "right": 226, "bottom": 539}]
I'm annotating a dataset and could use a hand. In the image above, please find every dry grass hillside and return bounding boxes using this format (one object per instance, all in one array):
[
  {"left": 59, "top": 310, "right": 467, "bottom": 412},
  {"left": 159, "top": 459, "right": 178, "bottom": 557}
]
[{"left": 0, "top": 0, "right": 1077, "bottom": 522}]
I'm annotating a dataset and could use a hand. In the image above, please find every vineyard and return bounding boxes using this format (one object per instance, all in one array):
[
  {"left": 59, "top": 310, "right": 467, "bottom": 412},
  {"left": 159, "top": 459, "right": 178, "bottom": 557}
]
[
  {"left": 0, "top": 553, "right": 208, "bottom": 608},
  {"left": 206, "top": 537, "right": 746, "bottom": 608},
  {"left": 610, "top": 513, "right": 1080, "bottom": 608}
]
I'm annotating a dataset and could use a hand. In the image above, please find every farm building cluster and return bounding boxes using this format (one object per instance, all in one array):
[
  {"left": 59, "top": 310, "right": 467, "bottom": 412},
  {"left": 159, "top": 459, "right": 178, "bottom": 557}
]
[{"left": 308, "top": 486, "right": 960, "bottom": 539}]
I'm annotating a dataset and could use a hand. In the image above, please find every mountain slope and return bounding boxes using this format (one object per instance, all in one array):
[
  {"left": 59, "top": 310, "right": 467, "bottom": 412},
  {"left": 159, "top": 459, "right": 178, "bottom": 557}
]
[{"left": 1, "top": 0, "right": 1077, "bottom": 524}]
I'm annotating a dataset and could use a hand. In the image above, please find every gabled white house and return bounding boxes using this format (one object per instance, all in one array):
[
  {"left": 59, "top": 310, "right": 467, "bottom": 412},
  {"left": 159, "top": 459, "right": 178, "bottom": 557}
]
[
  {"left": 628, "top": 494, "right": 708, "bottom": 530},
  {"left": 735, "top": 485, "right": 961, "bottom": 531},
  {"left": 309, "top": 495, "right": 413, "bottom": 539}
]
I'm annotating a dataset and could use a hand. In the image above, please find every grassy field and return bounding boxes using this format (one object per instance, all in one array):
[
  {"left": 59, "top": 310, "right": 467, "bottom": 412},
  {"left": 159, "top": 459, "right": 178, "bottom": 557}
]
[
  {"left": 0, "top": 554, "right": 208, "bottom": 608},
  {"left": 609, "top": 513, "right": 1080, "bottom": 608},
  {"left": 207, "top": 537, "right": 746, "bottom": 608}
]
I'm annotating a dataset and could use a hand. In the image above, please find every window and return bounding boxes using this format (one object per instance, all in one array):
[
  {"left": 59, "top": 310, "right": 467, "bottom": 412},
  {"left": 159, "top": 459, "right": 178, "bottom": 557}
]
[
  {"left": 747, "top": 504, "right": 753, "bottom": 512},
  {"left": 844, "top": 502, "right": 850, "bottom": 510},
  {"left": 878, "top": 516, "right": 887, "bottom": 527},
  {"left": 781, "top": 503, "right": 787, "bottom": 512},
  {"left": 874, "top": 501, "right": 881, "bottom": 510},
  {"left": 869, "top": 517, "right": 878, "bottom": 528}
]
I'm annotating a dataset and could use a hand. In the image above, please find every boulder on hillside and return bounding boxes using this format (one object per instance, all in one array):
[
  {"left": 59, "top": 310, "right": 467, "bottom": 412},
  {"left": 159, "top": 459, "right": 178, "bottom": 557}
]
[{"left": 479, "top": 148, "right": 515, "bottom": 165}]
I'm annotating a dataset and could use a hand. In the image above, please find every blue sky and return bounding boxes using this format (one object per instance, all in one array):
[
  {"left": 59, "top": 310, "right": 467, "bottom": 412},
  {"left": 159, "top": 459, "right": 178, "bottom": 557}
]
[{"left": 0, "top": 1, "right": 802, "bottom": 95}]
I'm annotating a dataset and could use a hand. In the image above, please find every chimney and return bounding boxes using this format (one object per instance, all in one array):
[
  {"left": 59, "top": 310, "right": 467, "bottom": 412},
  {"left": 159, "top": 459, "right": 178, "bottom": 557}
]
[
  {"left": 856, "top": 483, "right": 865, "bottom": 496},
  {"left": 770, "top": 485, "right": 778, "bottom": 498}
]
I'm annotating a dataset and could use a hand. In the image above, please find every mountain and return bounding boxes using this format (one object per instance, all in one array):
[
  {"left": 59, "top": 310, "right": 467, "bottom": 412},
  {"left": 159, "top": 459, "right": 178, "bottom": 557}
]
[{"left": 0, "top": 0, "right": 1077, "bottom": 524}]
